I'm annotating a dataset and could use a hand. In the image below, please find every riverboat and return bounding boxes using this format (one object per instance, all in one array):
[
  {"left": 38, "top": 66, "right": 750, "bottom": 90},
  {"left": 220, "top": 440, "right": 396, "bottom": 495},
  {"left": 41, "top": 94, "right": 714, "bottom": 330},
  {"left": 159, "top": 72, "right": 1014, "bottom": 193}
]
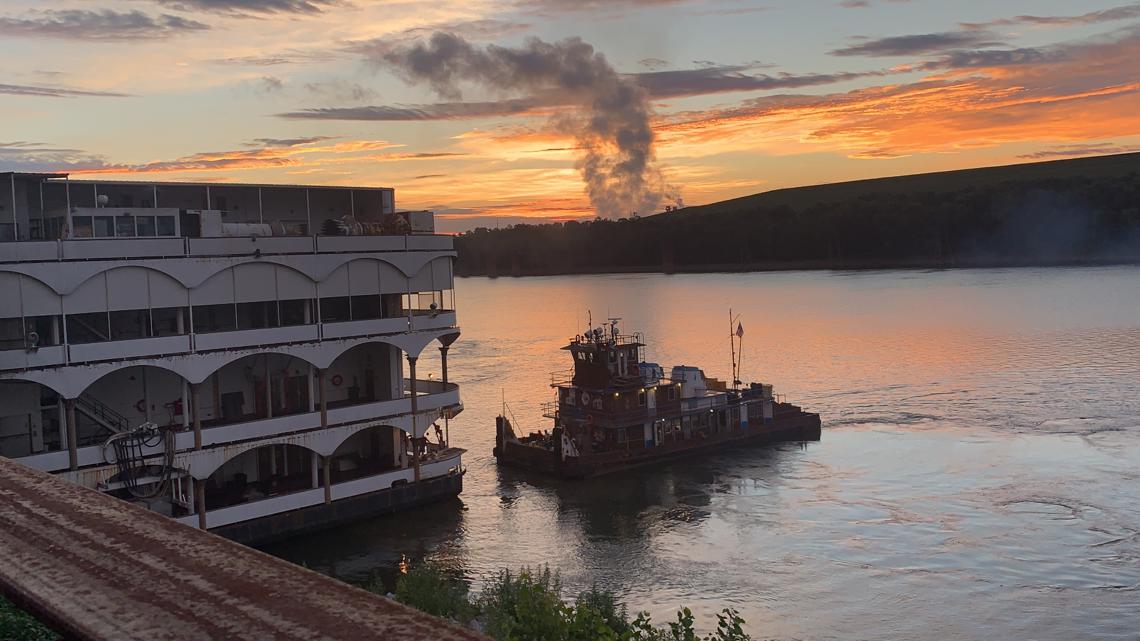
[
  {"left": 494, "top": 317, "right": 821, "bottom": 478},
  {"left": 0, "top": 173, "right": 463, "bottom": 544}
]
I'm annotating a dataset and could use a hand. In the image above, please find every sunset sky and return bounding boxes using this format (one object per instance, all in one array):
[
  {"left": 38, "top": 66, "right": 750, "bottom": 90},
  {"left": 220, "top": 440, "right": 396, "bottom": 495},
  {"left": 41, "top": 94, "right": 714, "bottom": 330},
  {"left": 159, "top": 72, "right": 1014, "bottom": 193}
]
[{"left": 3, "top": 0, "right": 1140, "bottom": 232}]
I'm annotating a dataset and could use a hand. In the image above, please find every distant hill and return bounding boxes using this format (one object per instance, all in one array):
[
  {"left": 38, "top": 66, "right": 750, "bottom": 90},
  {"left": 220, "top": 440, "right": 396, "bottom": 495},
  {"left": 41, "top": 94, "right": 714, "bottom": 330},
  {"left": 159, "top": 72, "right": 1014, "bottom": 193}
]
[{"left": 454, "top": 153, "right": 1140, "bottom": 277}]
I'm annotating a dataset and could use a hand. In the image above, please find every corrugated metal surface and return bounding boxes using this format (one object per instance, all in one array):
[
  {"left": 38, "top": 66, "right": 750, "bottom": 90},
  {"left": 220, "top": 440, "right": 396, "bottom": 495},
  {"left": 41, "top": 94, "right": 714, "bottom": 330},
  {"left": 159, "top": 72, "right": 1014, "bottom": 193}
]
[{"left": 0, "top": 457, "right": 488, "bottom": 641}]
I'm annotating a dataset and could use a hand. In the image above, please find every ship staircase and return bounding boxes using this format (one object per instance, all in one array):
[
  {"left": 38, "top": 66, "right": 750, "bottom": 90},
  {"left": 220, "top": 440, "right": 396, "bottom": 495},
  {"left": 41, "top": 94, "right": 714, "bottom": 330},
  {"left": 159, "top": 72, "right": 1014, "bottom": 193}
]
[{"left": 76, "top": 395, "right": 130, "bottom": 446}]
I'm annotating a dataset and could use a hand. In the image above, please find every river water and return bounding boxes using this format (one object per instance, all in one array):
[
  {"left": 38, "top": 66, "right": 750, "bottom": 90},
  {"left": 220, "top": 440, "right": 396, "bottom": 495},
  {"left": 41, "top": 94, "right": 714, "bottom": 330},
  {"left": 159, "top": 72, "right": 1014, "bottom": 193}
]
[{"left": 267, "top": 267, "right": 1140, "bottom": 641}]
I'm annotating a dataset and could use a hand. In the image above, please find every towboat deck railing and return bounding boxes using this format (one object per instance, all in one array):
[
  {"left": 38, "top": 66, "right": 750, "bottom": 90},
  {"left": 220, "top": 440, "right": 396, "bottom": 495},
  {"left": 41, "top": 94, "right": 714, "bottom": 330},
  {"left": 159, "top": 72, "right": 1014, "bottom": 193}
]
[{"left": 550, "top": 369, "right": 576, "bottom": 388}]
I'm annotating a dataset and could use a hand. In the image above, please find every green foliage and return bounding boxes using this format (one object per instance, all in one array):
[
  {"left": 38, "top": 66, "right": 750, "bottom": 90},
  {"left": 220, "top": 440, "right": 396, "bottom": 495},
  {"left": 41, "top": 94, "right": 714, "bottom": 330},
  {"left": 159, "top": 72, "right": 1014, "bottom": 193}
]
[
  {"left": 0, "top": 596, "right": 57, "bottom": 641},
  {"left": 378, "top": 562, "right": 752, "bottom": 641},
  {"left": 478, "top": 566, "right": 571, "bottom": 641},
  {"left": 391, "top": 562, "right": 476, "bottom": 624}
]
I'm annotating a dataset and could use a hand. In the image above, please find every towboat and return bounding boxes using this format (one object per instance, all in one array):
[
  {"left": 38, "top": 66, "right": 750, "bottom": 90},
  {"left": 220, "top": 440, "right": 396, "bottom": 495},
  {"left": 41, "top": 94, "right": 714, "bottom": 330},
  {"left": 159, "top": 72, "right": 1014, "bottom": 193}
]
[{"left": 494, "top": 318, "right": 821, "bottom": 478}]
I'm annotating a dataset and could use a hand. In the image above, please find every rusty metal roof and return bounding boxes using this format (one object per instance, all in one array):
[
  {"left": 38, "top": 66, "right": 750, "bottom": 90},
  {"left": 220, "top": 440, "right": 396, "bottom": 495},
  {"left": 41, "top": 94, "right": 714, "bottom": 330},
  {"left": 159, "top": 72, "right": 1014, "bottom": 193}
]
[{"left": 0, "top": 457, "right": 489, "bottom": 641}]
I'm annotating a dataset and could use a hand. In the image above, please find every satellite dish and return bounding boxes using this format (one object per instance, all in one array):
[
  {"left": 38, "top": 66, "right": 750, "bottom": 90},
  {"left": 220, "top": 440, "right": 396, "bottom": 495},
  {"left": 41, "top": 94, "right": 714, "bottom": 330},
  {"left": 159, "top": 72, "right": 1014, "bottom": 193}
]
[{"left": 96, "top": 194, "right": 109, "bottom": 206}]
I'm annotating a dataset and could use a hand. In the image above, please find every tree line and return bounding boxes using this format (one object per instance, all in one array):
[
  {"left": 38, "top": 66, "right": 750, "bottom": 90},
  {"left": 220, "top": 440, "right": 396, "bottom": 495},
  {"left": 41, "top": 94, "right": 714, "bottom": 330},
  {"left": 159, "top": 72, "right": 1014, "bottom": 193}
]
[{"left": 454, "top": 160, "right": 1140, "bottom": 277}]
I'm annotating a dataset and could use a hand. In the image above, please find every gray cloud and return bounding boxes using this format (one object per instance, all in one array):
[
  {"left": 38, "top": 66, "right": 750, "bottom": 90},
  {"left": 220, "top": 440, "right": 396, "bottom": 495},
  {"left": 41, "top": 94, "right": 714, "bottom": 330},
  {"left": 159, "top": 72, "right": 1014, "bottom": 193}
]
[
  {"left": 925, "top": 46, "right": 1063, "bottom": 70},
  {"left": 518, "top": 0, "right": 690, "bottom": 13},
  {"left": 256, "top": 76, "right": 284, "bottom": 93},
  {"left": 243, "top": 136, "right": 334, "bottom": 147},
  {"left": 962, "top": 3, "right": 1140, "bottom": 30},
  {"left": 831, "top": 31, "right": 1003, "bottom": 57},
  {"left": 1018, "top": 143, "right": 1140, "bottom": 159},
  {"left": 0, "top": 82, "right": 131, "bottom": 98},
  {"left": 839, "top": 0, "right": 911, "bottom": 6},
  {"left": 209, "top": 49, "right": 337, "bottom": 66},
  {"left": 0, "top": 9, "right": 209, "bottom": 41},
  {"left": 279, "top": 100, "right": 538, "bottom": 121},
  {"left": 635, "top": 65, "right": 887, "bottom": 97},
  {"left": 303, "top": 79, "right": 377, "bottom": 102},
  {"left": 0, "top": 142, "right": 114, "bottom": 172},
  {"left": 402, "top": 19, "right": 532, "bottom": 40},
  {"left": 154, "top": 0, "right": 337, "bottom": 15},
  {"left": 278, "top": 63, "right": 896, "bottom": 122}
]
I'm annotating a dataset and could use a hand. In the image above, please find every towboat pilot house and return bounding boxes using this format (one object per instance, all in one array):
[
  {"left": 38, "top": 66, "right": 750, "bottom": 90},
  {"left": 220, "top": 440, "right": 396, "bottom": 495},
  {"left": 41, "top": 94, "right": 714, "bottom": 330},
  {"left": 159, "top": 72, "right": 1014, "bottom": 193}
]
[
  {"left": 0, "top": 173, "right": 463, "bottom": 543},
  {"left": 494, "top": 320, "right": 821, "bottom": 478}
]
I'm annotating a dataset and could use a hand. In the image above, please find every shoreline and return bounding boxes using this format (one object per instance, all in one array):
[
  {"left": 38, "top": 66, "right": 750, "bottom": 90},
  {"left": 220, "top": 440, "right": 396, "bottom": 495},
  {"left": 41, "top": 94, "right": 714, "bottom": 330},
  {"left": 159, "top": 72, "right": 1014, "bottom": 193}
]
[{"left": 455, "top": 255, "right": 1140, "bottom": 278}]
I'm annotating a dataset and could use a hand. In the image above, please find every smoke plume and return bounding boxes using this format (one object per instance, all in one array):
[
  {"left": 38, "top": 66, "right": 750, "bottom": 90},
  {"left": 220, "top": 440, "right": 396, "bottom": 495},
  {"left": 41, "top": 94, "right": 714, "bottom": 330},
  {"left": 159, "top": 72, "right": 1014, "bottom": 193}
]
[{"left": 376, "top": 33, "right": 672, "bottom": 218}]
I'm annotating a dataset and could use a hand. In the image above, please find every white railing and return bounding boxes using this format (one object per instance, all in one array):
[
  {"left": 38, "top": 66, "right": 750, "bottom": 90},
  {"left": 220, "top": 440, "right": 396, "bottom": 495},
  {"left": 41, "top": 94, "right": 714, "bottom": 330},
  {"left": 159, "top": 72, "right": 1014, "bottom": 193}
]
[
  {"left": 68, "top": 334, "right": 191, "bottom": 363},
  {"left": 18, "top": 382, "right": 461, "bottom": 475},
  {"left": 0, "top": 234, "right": 453, "bottom": 263},
  {"left": 176, "top": 450, "right": 462, "bottom": 529},
  {"left": 194, "top": 325, "right": 319, "bottom": 352}
]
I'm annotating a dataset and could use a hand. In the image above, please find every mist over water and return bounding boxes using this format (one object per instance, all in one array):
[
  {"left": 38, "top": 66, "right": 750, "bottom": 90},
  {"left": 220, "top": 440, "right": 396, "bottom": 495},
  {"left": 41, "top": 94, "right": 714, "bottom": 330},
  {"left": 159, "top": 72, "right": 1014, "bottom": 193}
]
[{"left": 267, "top": 266, "right": 1140, "bottom": 641}]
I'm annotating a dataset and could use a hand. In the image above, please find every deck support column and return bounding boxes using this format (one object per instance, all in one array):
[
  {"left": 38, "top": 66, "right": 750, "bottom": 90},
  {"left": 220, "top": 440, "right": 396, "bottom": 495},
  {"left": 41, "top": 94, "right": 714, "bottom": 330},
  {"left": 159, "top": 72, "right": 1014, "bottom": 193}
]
[
  {"left": 264, "top": 357, "right": 273, "bottom": 419},
  {"left": 318, "top": 369, "right": 327, "bottom": 428},
  {"left": 439, "top": 345, "right": 450, "bottom": 447},
  {"left": 64, "top": 398, "right": 77, "bottom": 471},
  {"left": 322, "top": 456, "right": 332, "bottom": 504},
  {"left": 195, "top": 479, "right": 207, "bottom": 530},
  {"left": 190, "top": 383, "right": 202, "bottom": 450},
  {"left": 408, "top": 355, "right": 420, "bottom": 482}
]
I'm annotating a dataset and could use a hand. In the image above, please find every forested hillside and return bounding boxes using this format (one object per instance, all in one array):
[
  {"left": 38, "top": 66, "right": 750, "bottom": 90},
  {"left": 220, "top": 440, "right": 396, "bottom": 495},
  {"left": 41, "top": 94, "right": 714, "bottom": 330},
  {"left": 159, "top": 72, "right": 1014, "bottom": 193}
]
[{"left": 454, "top": 153, "right": 1140, "bottom": 276}]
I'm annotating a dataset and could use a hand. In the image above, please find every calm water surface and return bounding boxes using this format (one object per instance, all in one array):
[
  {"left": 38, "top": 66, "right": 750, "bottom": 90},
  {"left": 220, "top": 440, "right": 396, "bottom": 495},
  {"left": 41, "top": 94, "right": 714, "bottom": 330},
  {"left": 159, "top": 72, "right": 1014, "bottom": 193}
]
[{"left": 268, "top": 267, "right": 1140, "bottom": 641}]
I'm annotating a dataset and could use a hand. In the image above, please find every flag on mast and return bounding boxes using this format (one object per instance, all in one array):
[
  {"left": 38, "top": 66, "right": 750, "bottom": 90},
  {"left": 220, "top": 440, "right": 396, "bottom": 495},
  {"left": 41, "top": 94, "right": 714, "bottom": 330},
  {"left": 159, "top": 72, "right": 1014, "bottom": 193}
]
[{"left": 736, "top": 322, "right": 744, "bottom": 338}]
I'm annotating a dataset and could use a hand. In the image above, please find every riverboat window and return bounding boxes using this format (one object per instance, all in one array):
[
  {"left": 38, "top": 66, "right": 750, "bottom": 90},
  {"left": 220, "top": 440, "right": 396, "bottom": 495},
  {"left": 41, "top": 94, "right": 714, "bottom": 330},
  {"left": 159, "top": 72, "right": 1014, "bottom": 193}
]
[
  {"left": 236, "top": 301, "right": 279, "bottom": 330},
  {"left": 320, "top": 296, "right": 351, "bottom": 323},
  {"left": 135, "top": 216, "right": 157, "bottom": 237},
  {"left": 116, "top": 215, "right": 136, "bottom": 237},
  {"left": 617, "top": 428, "right": 627, "bottom": 442},
  {"left": 192, "top": 303, "right": 237, "bottom": 333},
  {"left": 93, "top": 216, "right": 114, "bottom": 238},
  {"left": 0, "top": 316, "right": 59, "bottom": 349},
  {"left": 279, "top": 299, "right": 308, "bottom": 326},
  {"left": 72, "top": 216, "right": 94, "bottom": 238},
  {"left": 0, "top": 318, "right": 24, "bottom": 350},
  {"left": 350, "top": 295, "right": 382, "bottom": 320},
  {"left": 66, "top": 312, "right": 110, "bottom": 344},
  {"left": 109, "top": 309, "right": 150, "bottom": 340},
  {"left": 638, "top": 390, "right": 646, "bottom": 406},
  {"left": 667, "top": 386, "right": 677, "bottom": 401},
  {"left": 151, "top": 307, "right": 186, "bottom": 336},
  {"left": 156, "top": 216, "right": 176, "bottom": 236}
]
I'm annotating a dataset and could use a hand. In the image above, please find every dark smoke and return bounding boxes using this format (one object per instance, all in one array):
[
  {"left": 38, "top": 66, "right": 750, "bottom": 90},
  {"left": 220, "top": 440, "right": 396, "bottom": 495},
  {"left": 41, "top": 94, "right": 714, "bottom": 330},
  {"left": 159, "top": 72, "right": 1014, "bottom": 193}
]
[{"left": 374, "top": 32, "right": 673, "bottom": 218}]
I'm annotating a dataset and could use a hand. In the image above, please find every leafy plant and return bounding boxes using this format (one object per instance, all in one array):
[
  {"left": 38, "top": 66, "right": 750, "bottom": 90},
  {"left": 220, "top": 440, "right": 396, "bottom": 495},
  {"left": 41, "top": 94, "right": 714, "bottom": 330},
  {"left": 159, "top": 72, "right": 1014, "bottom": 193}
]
[
  {"left": 377, "top": 562, "right": 753, "bottom": 641},
  {"left": 0, "top": 597, "right": 57, "bottom": 641},
  {"left": 391, "top": 562, "right": 476, "bottom": 624}
]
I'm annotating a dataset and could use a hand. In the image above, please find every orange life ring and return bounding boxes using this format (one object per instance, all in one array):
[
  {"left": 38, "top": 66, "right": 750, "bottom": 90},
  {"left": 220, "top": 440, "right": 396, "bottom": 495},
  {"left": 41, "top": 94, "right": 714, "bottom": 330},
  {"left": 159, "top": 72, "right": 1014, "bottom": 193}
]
[
  {"left": 135, "top": 399, "right": 146, "bottom": 413},
  {"left": 331, "top": 374, "right": 343, "bottom": 386}
]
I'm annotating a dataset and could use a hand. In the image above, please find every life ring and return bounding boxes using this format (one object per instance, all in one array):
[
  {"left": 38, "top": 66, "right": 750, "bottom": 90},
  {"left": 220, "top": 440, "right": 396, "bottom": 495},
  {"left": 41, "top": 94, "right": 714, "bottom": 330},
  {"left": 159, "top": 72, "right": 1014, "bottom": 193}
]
[
  {"left": 135, "top": 399, "right": 146, "bottom": 413},
  {"left": 331, "top": 374, "right": 344, "bottom": 386},
  {"left": 581, "top": 392, "right": 591, "bottom": 405}
]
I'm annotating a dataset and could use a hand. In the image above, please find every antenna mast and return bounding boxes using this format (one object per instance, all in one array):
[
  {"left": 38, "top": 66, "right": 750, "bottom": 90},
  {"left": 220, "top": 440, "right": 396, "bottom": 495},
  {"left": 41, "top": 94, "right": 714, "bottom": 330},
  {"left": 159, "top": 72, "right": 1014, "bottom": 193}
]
[{"left": 729, "top": 308, "right": 738, "bottom": 390}]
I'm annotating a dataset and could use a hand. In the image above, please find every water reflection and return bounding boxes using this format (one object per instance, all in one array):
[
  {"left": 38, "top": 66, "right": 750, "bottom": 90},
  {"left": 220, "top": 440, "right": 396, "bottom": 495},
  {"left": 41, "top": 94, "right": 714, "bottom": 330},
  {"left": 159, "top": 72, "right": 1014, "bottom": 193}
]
[{"left": 267, "top": 267, "right": 1140, "bottom": 641}]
